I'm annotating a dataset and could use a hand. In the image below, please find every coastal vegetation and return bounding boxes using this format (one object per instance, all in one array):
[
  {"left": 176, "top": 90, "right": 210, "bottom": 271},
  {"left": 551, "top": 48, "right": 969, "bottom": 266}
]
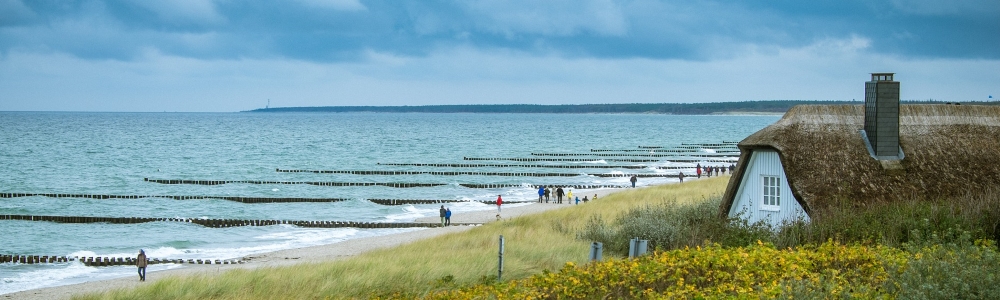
[
  {"left": 76, "top": 176, "right": 1000, "bottom": 299},
  {"left": 76, "top": 178, "right": 725, "bottom": 299}
]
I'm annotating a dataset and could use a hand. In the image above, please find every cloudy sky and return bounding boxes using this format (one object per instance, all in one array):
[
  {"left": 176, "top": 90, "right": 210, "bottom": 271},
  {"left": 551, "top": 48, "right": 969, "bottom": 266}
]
[{"left": 1, "top": 0, "right": 997, "bottom": 112}]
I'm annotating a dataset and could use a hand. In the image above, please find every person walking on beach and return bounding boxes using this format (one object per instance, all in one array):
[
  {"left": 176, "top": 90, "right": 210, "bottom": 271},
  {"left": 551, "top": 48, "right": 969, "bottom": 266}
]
[
  {"left": 696, "top": 163, "right": 702, "bottom": 178},
  {"left": 537, "top": 186, "right": 545, "bottom": 203},
  {"left": 496, "top": 195, "right": 503, "bottom": 213},
  {"left": 575, "top": 196, "right": 580, "bottom": 205},
  {"left": 629, "top": 175, "right": 637, "bottom": 188},
  {"left": 439, "top": 205, "right": 447, "bottom": 227},
  {"left": 582, "top": 196, "right": 589, "bottom": 203},
  {"left": 445, "top": 208, "right": 452, "bottom": 226},
  {"left": 136, "top": 249, "right": 147, "bottom": 282},
  {"left": 544, "top": 187, "right": 551, "bottom": 203},
  {"left": 566, "top": 190, "right": 573, "bottom": 205},
  {"left": 593, "top": 194, "right": 598, "bottom": 201},
  {"left": 679, "top": 172, "right": 685, "bottom": 182},
  {"left": 556, "top": 187, "right": 564, "bottom": 204}
]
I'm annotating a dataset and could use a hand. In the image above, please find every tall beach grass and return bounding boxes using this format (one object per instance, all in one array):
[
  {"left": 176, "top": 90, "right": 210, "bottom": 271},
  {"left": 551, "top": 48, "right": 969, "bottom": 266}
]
[{"left": 75, "top": 177, "right": 733, "bottom": 299}]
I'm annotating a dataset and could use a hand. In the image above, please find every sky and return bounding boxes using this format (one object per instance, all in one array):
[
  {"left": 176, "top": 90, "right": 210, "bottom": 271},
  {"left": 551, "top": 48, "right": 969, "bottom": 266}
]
[{"left": 1, "top": 0, "right": 998, "bottom": 112}]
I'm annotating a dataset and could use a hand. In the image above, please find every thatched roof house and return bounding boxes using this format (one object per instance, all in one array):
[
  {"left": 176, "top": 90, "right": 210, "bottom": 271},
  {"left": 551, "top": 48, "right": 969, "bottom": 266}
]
[{"left": 720, "top": 104, "right": 1000, "bottom": 225}]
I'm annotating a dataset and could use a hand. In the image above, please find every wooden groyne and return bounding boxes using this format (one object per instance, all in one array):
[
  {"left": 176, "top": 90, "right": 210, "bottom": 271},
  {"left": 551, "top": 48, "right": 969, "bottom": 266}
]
[
  {"left": 463, "top": 157, "right": 661, "bottom": 162},
  {"left": 372, "top": 164, "right": 650, "bottom": 169},
  {"left": 1, "top": 254, "right": 72, "bottom": 264},
  {"left": 681, "top": 142, "right": 738, "bottom": 147},
  {"left": 529, "top": 153, "right": 739, "bottom": 158},
  {"left": 663, "top": 158, "right": 738, "bottom": 163},
  {"left": 591, "top": 149, "right": 740, "bottom": 153},
  {"left": 590, "top": 149, "right": 698, "bottom": 153},
  {"left": 368, "top": 199, "right": 533, "bottom": 205},
  {"left": 0, "top": 214, "right": 479, "bottom": 228},
  {"left": 143, "top": 178, "right": 444, "bottom": 188},
  {"left": 0, "top": 254, "right": 243, "bottom": 266},
  {"left": 277, "top": 169, "right": 687, "bottom": 178},
  {"left": 0, "top": 193, "right": 348, "bottom": 203},
  {"left": 368, "top": 199, "right": 467, "bottom": 205},
  {"left": 144, "top": 178, "right": 658, "bottom": 188},
  {"left": 458, "top": 184, "right": 630, "bottom": 189}
]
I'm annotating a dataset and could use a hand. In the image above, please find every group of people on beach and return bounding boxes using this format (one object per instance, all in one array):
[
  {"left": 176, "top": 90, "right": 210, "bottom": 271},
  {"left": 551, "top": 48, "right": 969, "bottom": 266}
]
[
  {"left": 535, "top": 186, "right": 597, "bottom": 205},
  {"left": 694, "top": 163, "right": 736, "bottom": 178}
]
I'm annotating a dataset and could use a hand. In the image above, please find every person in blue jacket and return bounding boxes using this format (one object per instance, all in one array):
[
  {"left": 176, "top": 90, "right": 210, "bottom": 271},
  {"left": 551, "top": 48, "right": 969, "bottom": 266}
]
[
  {"left": 439, "top": 205, "right": 446, "bottom": 226},
  {"left": 537, "top": 186, "right": 545, "bottom": 203},
  {"left": 444, "top": 208, "right": 452, "bottom": 226}
]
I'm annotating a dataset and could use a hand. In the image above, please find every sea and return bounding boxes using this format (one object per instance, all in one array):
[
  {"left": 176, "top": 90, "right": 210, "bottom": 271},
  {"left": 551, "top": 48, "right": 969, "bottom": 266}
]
[{"left": 0, "top": 112, "right": 779, "bottom": 294}]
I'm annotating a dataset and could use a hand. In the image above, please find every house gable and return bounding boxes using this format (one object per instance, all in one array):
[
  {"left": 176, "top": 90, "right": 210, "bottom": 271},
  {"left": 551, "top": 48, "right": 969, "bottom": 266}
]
[{"left": 728, "top": 149, "right": 809, "bottom": 226}]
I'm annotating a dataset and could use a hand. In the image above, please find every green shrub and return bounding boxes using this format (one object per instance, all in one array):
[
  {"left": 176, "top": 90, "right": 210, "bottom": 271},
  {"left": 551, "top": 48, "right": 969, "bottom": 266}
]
[
  {"left": 773, "top": 192, "right": 1000, "bottom": 248},
  {"left": 578, "top": 196, "right": 730, "bottom": 255},
  {"left": 882, "top": 228, "right": 1000, "bottom": 299}
]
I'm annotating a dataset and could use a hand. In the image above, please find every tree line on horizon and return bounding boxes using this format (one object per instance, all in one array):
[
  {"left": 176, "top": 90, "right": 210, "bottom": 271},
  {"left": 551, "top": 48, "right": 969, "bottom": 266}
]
[{"left": 246, "top": 100, "right": 997, "bottom": 114}]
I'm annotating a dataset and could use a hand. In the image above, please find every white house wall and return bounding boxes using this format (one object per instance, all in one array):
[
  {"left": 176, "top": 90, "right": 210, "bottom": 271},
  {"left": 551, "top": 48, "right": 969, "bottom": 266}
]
[{"left": 728, "top": 149, "right": 810, "bottom": 226}]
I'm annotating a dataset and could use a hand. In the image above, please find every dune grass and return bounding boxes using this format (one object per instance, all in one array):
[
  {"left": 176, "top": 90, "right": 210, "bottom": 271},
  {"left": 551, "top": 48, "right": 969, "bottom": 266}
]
[{"left": 74, "top": 177, "right": 731, "bottom": 300}]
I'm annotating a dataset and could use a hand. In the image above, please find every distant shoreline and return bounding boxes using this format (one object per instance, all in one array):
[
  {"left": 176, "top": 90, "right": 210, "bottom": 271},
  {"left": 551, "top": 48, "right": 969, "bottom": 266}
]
[
  {"left": 244, "top": 100, "right": 852, "bottom": 114},
  {"left": 244, "top": 100, "right": 996, "bottom": 114}
]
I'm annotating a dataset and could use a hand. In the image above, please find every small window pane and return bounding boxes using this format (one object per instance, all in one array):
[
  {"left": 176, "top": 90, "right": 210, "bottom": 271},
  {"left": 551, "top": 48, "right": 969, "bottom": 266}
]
[{"left": 762, "top": 175, "right": 781, "bottom": 209}]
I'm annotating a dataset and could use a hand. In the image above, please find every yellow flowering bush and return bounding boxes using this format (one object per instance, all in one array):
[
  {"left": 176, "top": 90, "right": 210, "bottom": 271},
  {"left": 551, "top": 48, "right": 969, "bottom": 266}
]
[{"left": 417, "top": 241, "right": 905, "bottom": 299}]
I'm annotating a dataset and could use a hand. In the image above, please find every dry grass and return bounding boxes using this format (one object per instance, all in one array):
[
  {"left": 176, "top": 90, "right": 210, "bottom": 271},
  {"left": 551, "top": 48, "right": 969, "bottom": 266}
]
[{"left": 74, "top": 177, "right": 732, "bottom": 300}]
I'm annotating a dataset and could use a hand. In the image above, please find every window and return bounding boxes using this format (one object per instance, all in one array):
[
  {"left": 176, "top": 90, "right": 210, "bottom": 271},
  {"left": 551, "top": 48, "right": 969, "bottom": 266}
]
[{"left": 762, "top": 175, "right": 780, "bottom": 211}]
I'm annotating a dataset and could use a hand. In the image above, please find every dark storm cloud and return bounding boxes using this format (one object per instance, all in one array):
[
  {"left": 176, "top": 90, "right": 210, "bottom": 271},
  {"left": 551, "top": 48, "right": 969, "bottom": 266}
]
[{"left": 1, "top": 0, "right": 996, "bottom": 62}]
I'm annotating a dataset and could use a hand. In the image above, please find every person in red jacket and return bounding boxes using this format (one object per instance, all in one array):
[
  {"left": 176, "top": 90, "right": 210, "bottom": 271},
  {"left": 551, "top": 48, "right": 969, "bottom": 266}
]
[{"left": 496, "top": 195, "right": 503, "bottom": 214}]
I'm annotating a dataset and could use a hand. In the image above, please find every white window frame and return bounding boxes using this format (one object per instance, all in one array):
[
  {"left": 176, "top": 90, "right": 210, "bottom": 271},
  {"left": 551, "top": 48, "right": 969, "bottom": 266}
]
[{"left": 761, "top": 175, "right": 781, "bottom": 211}]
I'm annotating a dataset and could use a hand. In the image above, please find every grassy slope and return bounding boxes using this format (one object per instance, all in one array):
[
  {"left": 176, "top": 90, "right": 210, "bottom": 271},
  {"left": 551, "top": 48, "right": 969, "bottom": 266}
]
[{"left": 77, "top": 176, "right": 730, "bottom": 300}]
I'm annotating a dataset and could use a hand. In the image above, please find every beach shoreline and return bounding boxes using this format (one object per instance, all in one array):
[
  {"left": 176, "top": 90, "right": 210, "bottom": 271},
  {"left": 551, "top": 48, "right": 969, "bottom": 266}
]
[{"left": 3, "top": 187, "right": 632, "bottom": 300}]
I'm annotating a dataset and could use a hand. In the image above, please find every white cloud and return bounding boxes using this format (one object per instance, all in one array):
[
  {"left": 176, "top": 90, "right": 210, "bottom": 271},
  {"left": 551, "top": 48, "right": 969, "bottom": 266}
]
[
  {"left": 296, "top": 0, "right": 366, "bottom": 11},
  {"left": 2, "top": 35, "right": 997, "bottom": 112},
  {"left": 128, "top": 0, "right": 226, "bottom": 26},
  {"left": 459, "top": 0, "right": 628, "bottom": 37},
  {"left": 889, "top": 0, "right": 1000, "bottom": 16}
]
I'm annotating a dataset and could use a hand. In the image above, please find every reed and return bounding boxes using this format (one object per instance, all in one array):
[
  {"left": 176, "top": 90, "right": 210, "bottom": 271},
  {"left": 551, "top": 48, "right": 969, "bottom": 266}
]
[{"left": 74, "top": 177, "right": 733, "bottom": 300}]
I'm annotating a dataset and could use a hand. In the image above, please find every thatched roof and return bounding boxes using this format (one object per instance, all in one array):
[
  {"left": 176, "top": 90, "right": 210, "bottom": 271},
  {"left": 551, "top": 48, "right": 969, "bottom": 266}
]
[{"left": 721, "top": 104, "right": 1000, "bottom": 217}]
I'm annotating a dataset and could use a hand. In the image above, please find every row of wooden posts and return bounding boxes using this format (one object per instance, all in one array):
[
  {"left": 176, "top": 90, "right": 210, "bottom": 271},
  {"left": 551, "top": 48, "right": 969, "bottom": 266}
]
[
  {"left": 529, "top": 153, "right": 738, "bottom": 158},
  {"left": 143, "top": 178, "right": 445, "bottom": 188},
  {"left": 374, "top": 163, "right": 734, "bottom": 169},
  {"left": 462, "top": 157, "right": 661, "bottom": 162},
  {"left": 142, "top": 178, "right": 633, "bottom": 189},
  {"left": 0, "top": 214, "right": 481, "bottom": 228},
  {"left": 590, "top": 149, "right": 740, "bottom": 153},
  {"left": 638, "top": 142, "right": 738, "bottom": 149},
  {"left": 0, "top": 254, "right": 243, "bottom": 266},
  {"left": 276, "top": 169, "right": 689, "bottom": 178},
  {"left": 0, "top": 193, "right": 349, "bottom": 203},
  {"left": 375, "top": 163, "right": 653, "bottom": 169},
  {"left": 461, "top": 157, "right": 736, "bottom": 163},
  {"left": 0, "top": 193, "right": 535, "bottom": 205}
]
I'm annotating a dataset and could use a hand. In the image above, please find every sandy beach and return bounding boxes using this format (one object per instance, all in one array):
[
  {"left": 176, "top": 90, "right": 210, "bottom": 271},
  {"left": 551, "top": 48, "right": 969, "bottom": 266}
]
[{"left": 4, "top": 188, "right": 625, "bottom": 300}]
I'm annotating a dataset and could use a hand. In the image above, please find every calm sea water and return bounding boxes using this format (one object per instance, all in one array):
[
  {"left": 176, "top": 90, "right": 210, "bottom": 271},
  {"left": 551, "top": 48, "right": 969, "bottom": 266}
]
[{"left": 0, "top": 112, "right": 778, "bottom": 294}]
